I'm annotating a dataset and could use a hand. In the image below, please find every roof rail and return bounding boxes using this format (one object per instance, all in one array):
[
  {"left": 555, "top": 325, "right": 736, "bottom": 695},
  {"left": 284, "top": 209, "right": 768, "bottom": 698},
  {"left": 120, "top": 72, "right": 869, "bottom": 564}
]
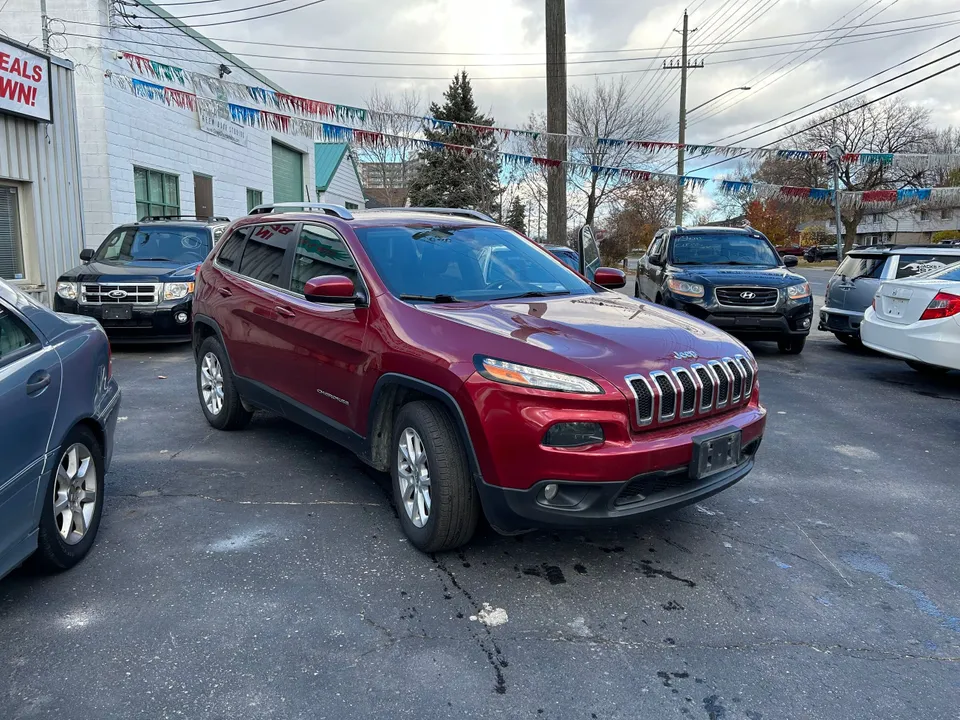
[
  {"left": 365, "top": 207, "right": 496, "bottom": 223},
  {"left": 250, "top": 203, "right": 354, "bottom": 220},
  {"left": 139, "top": 215, "right": 232, "bottom": 223}
]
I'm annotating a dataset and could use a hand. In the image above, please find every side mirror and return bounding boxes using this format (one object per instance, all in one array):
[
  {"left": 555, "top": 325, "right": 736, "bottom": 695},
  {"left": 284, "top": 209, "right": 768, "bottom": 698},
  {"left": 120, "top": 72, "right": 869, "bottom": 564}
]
[
  {"left": 783, "top": 255, "right": 799, "bottom": 268},
  {"left": 303, "top": 275, "right": 359, "bottom": 304},
  {"left": 648, "top": 255, "right": 663, "bottom": 267},
  {"left": 594, "top": 267, "right": 626, "bottom": 289},
  {"left": 80, "top": 248, "right": 95, "bottom": 262}
]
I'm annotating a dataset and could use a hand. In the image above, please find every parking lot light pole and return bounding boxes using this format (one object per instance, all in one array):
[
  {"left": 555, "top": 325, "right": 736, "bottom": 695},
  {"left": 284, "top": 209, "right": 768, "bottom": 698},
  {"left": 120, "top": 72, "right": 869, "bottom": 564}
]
[
  {"left": 828, "top": 144, "right": 844, "bottom": 261},
  {"left": 687, "top": 86, "right": 751, "bottom": 114}
]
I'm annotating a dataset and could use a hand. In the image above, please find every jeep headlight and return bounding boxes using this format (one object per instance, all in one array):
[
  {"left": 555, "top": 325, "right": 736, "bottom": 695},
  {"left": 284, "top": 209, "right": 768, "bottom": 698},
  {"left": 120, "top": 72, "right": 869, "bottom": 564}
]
[
  {"left": 787, "top": 282, "right": 811, "bottom": 299},
  {"left": 476, "top": 357, "right": 603, "bottom": 394},
  {"left": 163, "top": 282, "right": 195, "bottom": 301},
  {"left": 667, "top": 278, "right": 705, "bottom": 298},
  {"left": 56, "top": 281, "right": 78, "bottom": 300}
]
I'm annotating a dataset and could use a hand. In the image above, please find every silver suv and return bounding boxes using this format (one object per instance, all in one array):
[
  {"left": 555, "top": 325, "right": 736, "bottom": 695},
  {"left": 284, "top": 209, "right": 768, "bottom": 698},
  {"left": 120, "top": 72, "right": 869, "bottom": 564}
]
[{"left": 819, "top": 244, "right": 960, "bottom": 345}]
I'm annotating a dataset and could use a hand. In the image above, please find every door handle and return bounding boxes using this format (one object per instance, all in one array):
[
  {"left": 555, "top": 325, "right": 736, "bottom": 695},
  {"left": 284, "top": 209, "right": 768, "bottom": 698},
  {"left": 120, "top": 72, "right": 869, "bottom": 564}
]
[
  {"left": 275, "top": 306, "right": 296, "bottom": 319},
  {"left": 217, "top": 286, "right": 232, "bottom": 298},
  {"left": 26, "top": 370, "right": 51, "bottom": 396}
]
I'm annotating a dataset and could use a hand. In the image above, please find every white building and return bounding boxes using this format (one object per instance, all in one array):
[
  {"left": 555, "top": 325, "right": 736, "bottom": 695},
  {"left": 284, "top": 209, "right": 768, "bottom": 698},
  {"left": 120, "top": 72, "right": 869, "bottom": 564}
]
[
  {"left": 314, "top": 144, "right": 365, "bottom": 210},
  {"left": 0, "top": 36, "right": 84, "bottom": 304},
  {"left": 5, "top": 0, "right": 314, "bottom": 248},
  {"left": 827, "top": 206, "right": 960, "bottom": 245}
]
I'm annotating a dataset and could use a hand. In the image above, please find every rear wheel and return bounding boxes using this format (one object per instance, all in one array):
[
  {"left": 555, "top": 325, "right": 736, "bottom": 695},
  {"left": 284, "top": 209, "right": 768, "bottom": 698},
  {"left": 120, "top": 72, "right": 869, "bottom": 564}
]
[
  {"left": 197, "top": 337, "right": 252, "bottom": 430},
  {"left": 906, "top": 360, "right": 950, "bottom": 376},
  {"left": 391, "top": 401, "right": 479, "bottom": 553},
  {"left": 778, "top": 336, "right": 806, "bottom": 354},
  {"left": 31, "top": 425, "right": 104, "bottom": 572}
]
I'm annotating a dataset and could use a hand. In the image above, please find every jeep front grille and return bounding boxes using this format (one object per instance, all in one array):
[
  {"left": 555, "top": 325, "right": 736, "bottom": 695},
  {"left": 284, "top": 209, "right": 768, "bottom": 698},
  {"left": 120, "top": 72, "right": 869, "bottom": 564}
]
[
  {"left": 626, "top": 354, "right": 755, "bottom": 429},
  {"left": 81, "top": 283, "right": 160, "bottom": 305}
]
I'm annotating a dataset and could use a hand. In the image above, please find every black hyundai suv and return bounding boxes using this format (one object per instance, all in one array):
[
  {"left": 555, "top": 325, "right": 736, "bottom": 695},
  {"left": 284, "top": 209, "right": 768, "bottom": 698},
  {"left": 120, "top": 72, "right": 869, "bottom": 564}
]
[
  {"left": 634, "top": 226, "right": 813, "bottom": 353},
  {"left": 54, "top": 216, "right": 229, "bottom": 342}
]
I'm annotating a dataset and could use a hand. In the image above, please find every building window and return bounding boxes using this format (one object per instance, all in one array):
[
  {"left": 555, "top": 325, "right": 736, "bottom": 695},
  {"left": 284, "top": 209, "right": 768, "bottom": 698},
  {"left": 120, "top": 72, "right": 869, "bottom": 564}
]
[
  {"left": 0, "top": 186, "right": 25, "bottom": 281},
  {"left": 345, "top": 201, "right": 359, "bottom": 210},
  {"left": 135, "top": 167, "right": 180, "bottom": 220},
  {"left": 868, "top": 213, "right": 882, "bottom": 223},
  {"left": 246, "top": 188, "right": 263, "bottom": 212},
  {"left": 941, "top": 208, "right": 952, "bottom": 220},
  {"left": 919, "top": 210, "right": 931, "bottom": 221}
]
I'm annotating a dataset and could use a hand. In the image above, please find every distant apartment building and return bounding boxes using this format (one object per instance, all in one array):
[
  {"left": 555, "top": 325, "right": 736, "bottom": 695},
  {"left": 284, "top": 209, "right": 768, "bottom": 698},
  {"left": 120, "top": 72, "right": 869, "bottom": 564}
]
[
  {"left": 360, "top": 161, "right": 415, "bottom": 207},
  {"left": 827, "top": 206, "right": 960, "bottom": 245}
]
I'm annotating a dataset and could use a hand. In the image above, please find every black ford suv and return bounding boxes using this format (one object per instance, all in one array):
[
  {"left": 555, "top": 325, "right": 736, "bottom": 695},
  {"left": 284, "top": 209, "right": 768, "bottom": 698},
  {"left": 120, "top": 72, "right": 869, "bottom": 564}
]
[
  {"left": 635, "top": 226, "right": 813, "bottom": 354},
  {"left": 54, "top": 217, "right": 229, "bottom": 342}
]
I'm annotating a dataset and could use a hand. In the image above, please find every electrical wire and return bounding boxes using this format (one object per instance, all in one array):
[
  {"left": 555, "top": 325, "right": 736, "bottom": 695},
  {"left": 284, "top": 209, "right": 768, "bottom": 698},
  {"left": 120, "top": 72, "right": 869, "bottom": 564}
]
[
  {"left": 113, "top": 0, "right": 330, "bottom": 28},
  {"left": 150, "top": 0, "right": 327, "bottom": 20}
]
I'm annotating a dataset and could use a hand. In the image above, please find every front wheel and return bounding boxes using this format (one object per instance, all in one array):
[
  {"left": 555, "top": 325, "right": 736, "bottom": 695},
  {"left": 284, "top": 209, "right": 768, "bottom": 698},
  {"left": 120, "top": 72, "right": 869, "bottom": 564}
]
[
  {"left": 906, "top": 360, "right": 950, "bottom": 376},
  {"left": 391, "top": 401, "right": 480, "bottom": 553},
  {"left": 31, "top": 425, "right": 105, "bottom": 572},
  {"left": 778, "top": 336, "right": 806, "bottom": 354}
]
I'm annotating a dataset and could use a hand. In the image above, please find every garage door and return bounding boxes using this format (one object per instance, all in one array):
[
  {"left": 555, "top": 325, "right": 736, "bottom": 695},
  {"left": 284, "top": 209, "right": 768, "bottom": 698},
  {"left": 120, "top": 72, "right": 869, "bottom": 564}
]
[{"left": 272, "top": 142, "right": 303, "bottom": 203}]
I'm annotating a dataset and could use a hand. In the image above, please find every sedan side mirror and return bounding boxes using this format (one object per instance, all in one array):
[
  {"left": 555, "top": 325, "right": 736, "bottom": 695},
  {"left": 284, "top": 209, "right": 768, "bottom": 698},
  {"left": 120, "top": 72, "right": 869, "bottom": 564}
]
[
  {"left": 783, "top": 255, "right": 799, "bottom": 268},
  {"left": 303, "top": 275, "right": 360, "bottom": 304},
  {"left": 594, "top": 267, "right": 626, "bottom": 289},
  {"left": 80, "top": 248, "right": 95, "bottom": 262}
]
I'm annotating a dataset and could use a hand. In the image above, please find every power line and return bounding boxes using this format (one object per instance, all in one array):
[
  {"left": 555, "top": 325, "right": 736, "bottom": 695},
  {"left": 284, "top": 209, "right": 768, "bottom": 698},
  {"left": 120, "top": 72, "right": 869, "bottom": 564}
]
[
  {"left": 148, "top": 0, "right": 328, "bottom": 20},
  {"left": 686, "top": 47, "right": 960, "bottom": 175},
  {"left": 113, "top": 0, "right": 330, "bottom": 28}
]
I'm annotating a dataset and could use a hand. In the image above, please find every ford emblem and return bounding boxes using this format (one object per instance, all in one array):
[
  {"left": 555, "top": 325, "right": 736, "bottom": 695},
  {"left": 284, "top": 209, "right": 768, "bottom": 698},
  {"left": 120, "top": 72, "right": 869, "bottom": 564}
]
[
  {"left": 108, "top": 289, "right": 128, "bottom": 299},
  {"left": 740, "top": 291, "right": 756, "bottom": 299},
  {"left": 673, "top": 350, "right": 698, "bottom": 360}
]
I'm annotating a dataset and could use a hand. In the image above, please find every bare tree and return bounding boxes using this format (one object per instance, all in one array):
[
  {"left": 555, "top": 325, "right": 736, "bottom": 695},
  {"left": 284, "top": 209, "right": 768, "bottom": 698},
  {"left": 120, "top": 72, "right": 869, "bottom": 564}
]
[
  {"left": 795, "top": 97, "right": 933, "bottom": 252},
  {"left": 360, "top": 88, "right": 423, "bottom": 206},
  {"left": 568, "top": 77, "right": 669, "bottom": 226},
  {"left": 605, "top": 179, "right": 695, "bottom": 263}
]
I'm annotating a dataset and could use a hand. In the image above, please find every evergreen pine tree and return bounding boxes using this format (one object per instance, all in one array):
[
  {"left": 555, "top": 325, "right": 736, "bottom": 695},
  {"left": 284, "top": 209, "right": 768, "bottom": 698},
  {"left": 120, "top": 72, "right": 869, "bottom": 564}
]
[
  {"left": 505, "top": 196, "right": 527, "bottom": 234},
  {"left": 408, "top": 71, "right": 500, "bottom": 216}
]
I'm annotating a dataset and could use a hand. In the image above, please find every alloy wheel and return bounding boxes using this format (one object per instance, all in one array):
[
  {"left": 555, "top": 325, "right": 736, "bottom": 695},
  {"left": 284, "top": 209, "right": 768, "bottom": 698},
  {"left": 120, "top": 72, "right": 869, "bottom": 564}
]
[
  {"left": 397, "top": 427, "right": 432, "bottom": 528},
  {"left": 53, "top": 443, "right": 98, "bottom": 545},
  {"left": 200, "top": 352, "right": 225, "bottom": 415}
]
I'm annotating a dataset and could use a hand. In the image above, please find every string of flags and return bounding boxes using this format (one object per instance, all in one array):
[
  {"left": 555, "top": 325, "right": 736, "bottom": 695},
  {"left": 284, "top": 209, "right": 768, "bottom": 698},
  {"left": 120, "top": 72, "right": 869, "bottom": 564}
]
[
  {"left": 108, "top": 69, "right": 960, "bottom": 209},
  {"left": 117, "top": 50, "right": 960, "bottom": 173}
]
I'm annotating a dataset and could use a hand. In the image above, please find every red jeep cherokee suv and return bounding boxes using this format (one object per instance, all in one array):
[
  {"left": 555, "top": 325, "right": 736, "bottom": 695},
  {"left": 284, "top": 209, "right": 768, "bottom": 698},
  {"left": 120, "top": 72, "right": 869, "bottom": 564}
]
[{"left": 193, "top": 205, "right": 766, "bottom": 552}]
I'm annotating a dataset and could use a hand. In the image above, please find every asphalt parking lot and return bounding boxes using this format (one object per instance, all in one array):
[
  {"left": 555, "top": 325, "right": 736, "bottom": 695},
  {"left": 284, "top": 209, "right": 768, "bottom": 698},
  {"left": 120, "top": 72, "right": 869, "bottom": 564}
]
[{"left": 2, "top": 269, "right": 959, "bottom": 720}]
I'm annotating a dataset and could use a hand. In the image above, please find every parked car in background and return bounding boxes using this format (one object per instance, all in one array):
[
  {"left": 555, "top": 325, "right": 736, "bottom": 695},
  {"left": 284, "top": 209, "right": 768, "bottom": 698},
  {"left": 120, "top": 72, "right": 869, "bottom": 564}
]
[
  {"left": 192, "top": 204, "right": 764, "bottom": 552},
  {"left": 804, "top": 244, "right": 839, "bottom": 262},
  {"left": 54, "top": 216, "right": 230, "bottom": 342},
  {"left": 544, "top": 245, "right": 580, "bottom": 273},
  {"left": 0, "top": 279, "right": 120, "bottom": 580},
  {"left": 775, "top": 244, "right": 806, "bottom": 257},
  {"left": 861, "top": 261, "right": 960, "bottom": 374},
  {"left": 635, "top": 226, "right": 812, "bottom": 353},
  {"left": 819, "top": 245, "right": 960, "bottom": 345}
]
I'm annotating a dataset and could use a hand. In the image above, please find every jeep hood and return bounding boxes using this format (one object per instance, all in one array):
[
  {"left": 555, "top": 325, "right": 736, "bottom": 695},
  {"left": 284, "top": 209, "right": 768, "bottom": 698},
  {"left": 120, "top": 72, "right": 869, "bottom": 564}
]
[{"left": 420, "top": 292, "right": 746, "bottom": 382}]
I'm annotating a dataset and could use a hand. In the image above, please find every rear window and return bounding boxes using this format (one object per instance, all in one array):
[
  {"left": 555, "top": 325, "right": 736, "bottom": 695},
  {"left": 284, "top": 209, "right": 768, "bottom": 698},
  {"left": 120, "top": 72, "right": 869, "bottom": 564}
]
[
  {"left": 924, "top": 260, "right": 960, "bottom": 282},
  {"left": 895, "top": 255, "right": 960, "bottom": 279},
  {"left": 836, "top": 255, "right": 884, "bottom": 280}
]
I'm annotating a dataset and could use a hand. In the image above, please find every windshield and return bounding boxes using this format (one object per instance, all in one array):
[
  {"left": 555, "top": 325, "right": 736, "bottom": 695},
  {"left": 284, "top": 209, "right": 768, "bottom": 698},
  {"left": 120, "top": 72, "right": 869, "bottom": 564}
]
[
  {"left": 836, "top": 255, "right": 884, "bottom": 280},
  {"left": 95, "top": 227, "right": 212, "bottom": 264},
  {"left": 923, "top": 260, "right": 960, "bottom": 282},
  {"left": 354, "top": 224, "right": 594, "bottom": 302},
  {"left": 670, "top": 234, "right": 780, "bottom": 266}
]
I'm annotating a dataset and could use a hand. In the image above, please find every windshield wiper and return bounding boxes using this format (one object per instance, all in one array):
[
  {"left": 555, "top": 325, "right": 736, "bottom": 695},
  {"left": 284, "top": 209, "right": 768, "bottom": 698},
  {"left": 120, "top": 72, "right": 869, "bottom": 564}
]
[
  {"left": 138, "top": 257, "right": 171, "bottom": 261},
  {"left": 493, "top": 290, "right": 572, "bottom": 300},
  {"left": 398, "top": 293, "right": 461, "bottom": 303},
  {"left": 673, "top": 261, "right": 704, "bottom": 265}
]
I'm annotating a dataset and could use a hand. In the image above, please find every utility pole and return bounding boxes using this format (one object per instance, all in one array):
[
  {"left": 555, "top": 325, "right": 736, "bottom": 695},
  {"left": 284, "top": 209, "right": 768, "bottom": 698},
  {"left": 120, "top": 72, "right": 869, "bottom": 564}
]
[
  {"left": 545, "top": 0, "right": 568, "bottom": 245},
  {"left": 828, "top": 143, "right": 844, "bottom": 261},
  {"left": 664, "top": 11, "right": 702, "bottom": 225},
  {"left": 40, "top": 0, "right": 51, "bottom": 52}
]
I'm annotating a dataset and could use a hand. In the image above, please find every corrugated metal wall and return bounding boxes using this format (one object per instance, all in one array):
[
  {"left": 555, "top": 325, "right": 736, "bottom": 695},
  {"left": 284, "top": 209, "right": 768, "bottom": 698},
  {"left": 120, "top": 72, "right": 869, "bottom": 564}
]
[{"left": 0, "top": 56, "right": 84, "bottom": 306}]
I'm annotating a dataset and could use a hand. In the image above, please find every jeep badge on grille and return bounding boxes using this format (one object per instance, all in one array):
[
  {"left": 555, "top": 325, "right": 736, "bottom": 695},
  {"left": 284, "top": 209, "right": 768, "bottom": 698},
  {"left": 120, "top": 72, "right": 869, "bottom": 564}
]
[{"left": 673, "top": 350, "right": 698, "bottom": 360}]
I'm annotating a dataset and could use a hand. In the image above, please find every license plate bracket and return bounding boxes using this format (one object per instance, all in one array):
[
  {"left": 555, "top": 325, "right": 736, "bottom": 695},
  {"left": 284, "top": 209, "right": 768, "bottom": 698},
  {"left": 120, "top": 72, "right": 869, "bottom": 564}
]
[
  {"left": 102, "top": 305, "right": 133, "bottom": 321},
  {"left": 690, "top": 428, "right": 742, "bottom": 480}
]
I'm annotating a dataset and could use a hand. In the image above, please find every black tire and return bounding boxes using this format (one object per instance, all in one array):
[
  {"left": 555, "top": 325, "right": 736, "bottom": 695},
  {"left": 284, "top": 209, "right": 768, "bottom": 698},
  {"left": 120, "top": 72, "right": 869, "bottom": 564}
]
[
  {"left": 634, "top": 282, "right": 641, "bottom": 299},
  {"left": 196, "top": 336, "right": 252, "bottom": 431},
  {"left": 835, "top": 332, "right": 862, "bottom": 348},
  {"left": 391, "top": 401, "right": 479, "bottom": 553},
  {"left": 31, "top": 425, "right": 105, "bottom": 572},
  {"left": 906, "top": 360, "right": 950, "bottom": 376},
  {"left": 778, "top": 336, "right": 806, "bottom": 354}
]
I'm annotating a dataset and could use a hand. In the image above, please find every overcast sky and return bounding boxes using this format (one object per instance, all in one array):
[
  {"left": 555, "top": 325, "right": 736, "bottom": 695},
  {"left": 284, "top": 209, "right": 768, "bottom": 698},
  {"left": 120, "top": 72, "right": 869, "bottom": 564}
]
[{"left": 154, "top": 0, "right": 960, "bottom": 182}]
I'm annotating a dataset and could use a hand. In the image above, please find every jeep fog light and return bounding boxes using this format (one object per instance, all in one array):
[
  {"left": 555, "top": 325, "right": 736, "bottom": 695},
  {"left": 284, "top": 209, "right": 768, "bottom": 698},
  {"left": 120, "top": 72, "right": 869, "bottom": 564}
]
[
  {"left": 543, "top": 422, "right": 604, "bottom": 448},
  {"left": 543, "top": 483, "right": 559, "bottom": 501}
]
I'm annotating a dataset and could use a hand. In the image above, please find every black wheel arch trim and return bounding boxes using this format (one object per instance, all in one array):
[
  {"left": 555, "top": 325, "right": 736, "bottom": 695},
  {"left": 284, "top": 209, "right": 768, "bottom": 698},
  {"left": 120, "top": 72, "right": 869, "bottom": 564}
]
[
  {"left": 368, "top": 373, "right": 485, "bottom": 486},
  {"left": 192, "top": 314, "right": 235, "bottom": 372}
]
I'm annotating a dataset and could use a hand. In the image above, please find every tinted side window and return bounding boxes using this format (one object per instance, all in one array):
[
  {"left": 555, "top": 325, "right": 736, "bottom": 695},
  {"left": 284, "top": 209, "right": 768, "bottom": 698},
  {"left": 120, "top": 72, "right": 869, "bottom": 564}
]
[
  {"left": 836, "top": 255, "right": 884, "bottom": 279},
  {"left": 290, "top": 224, "right": 358, "bottom": 294},
  {"left": 896, "top": 255, "right": 960, "bottom": 279},
  {"left": 238, "top": 224, "right": 296, "bottom": 286},
  {"left": 217, "top": 226, "right": 250, "bottom": 270},
  {"left": 0, "top": 304, "right": 39, "bottom": 364},
  {"left": 95, "top": 228, "right": 134, "bottom": 261}
]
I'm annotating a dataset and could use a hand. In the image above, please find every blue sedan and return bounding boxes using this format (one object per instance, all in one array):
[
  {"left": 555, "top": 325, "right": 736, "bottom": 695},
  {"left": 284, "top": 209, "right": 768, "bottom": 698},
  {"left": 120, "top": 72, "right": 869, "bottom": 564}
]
[{"left": 0, "top": 279, "right": 120, "bottom": 579}]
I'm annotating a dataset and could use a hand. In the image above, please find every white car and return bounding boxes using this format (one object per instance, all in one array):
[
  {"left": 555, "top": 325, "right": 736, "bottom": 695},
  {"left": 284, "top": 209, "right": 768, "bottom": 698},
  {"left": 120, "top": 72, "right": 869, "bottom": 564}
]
[{"left": 861, "top": 261, "right": 960, "bottom": 374}]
